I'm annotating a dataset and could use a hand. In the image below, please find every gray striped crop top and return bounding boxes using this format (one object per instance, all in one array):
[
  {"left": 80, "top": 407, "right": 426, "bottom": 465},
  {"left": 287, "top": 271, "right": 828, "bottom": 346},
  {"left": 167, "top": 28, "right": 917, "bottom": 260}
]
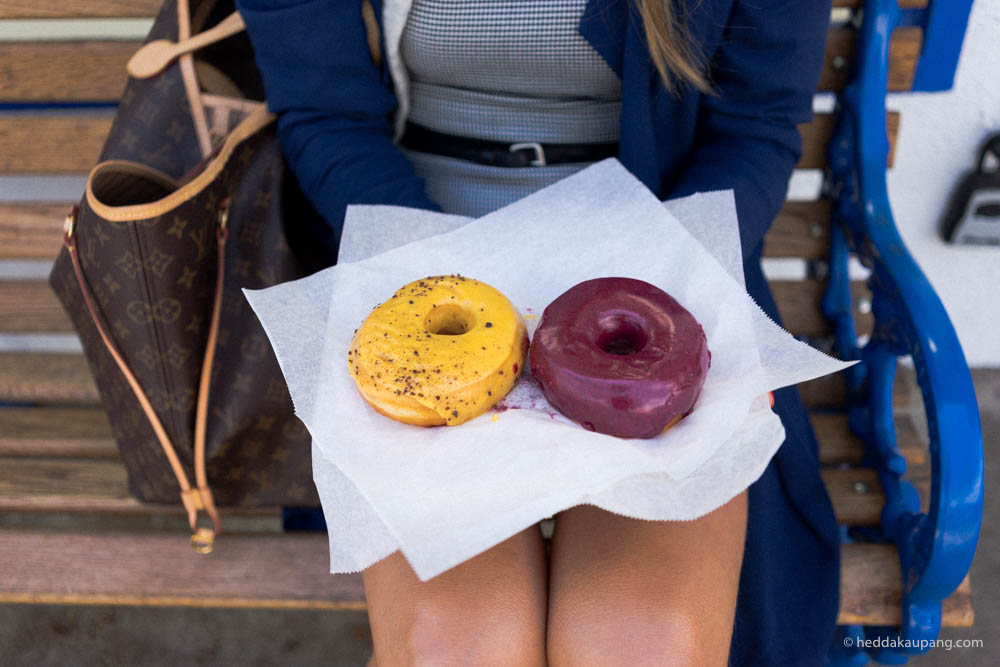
[
  {"left": 401, "top": 0, "right": 622, "bottom": 145},
  {"left": 399, "top": 0, "right": 623, "bottom": 217}
]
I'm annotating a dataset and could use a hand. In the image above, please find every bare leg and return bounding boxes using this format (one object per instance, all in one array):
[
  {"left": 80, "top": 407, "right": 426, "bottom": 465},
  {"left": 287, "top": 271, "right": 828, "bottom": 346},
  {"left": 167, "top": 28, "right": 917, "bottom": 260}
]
[
  {"left": 362, "top": 523, "right": 548, "bottom": 665},
  {"left": 546, "top": 492, "right": 747, "bottom": 666}
]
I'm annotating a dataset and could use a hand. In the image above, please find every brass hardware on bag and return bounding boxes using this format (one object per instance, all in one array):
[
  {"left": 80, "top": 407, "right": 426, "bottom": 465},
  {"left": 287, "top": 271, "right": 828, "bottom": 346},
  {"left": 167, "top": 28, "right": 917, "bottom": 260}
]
[
  {"left": 181, "top": 487, "right": 220, "bottom": 554},
  {"left": 191, "top": 527, "right": 216, "bottom": 554},
  {"left": 63, "top": 206, "right": 78, "bottom": 240},
  {"left": 218, "top": 196, "right": 231, "bottom": 233}
]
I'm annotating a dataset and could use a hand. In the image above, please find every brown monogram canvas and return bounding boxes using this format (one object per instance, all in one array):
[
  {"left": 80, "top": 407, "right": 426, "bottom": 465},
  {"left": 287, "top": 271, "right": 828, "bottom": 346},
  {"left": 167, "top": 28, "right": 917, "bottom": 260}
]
[{"left": 48, "top": 0, "right": 328, "bottom": 507}]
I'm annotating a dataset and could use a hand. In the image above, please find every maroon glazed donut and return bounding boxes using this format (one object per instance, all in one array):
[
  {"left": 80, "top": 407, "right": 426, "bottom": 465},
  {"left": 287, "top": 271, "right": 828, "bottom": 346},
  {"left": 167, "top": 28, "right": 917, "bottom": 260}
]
[{"left": 529, "top": 277, "right": 710, "bottom": 438}]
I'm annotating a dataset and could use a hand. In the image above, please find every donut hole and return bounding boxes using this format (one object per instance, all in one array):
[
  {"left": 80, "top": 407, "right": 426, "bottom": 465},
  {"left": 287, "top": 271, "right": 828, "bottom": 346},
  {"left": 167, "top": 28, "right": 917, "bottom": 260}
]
[
  {"left": 595, "top": 314, "right": 648, "bottom": 355},
  {"left": 425, "top": 304, "right": 475, "bottom": 336}
]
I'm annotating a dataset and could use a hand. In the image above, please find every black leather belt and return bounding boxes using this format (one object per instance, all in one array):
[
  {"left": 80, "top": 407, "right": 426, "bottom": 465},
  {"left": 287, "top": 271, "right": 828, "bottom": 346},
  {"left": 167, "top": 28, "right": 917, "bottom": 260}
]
[{"left": 400, "top": 122, "right": 619, "bottom": 168}]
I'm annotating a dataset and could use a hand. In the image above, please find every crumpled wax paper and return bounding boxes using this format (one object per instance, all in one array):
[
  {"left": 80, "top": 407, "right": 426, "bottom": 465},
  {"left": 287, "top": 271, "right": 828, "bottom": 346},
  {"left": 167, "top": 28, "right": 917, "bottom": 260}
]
[{"left": 244, "top": 159, "right": 854, "bottom": 581}]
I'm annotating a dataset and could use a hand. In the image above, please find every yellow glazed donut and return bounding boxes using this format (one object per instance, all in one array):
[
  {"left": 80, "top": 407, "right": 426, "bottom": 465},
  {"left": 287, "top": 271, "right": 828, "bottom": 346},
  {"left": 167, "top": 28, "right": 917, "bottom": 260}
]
[{"left": 348, "top": 275, "right": 528, "bottom": 426}]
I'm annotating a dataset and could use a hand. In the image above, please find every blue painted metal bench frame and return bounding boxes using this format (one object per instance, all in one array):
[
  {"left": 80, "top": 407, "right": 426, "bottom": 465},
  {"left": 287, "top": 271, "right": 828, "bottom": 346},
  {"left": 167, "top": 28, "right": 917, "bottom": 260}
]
[{"left": 824, "top": 0, "right": 983, "bottom": 663}]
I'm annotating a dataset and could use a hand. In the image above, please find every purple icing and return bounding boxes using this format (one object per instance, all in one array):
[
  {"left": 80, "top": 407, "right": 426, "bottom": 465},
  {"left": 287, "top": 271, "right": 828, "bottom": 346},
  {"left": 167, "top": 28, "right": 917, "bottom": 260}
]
[{"left": 529, "top": 277, "right": 711, "bottom": 439}]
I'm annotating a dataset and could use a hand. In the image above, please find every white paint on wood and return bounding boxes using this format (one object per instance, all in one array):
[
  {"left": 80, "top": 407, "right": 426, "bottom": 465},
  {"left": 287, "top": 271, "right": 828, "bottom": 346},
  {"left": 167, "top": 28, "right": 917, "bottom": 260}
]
[
  {"left": 0, "top": 333, "right": 81, "bottom": 353},
  {"left": 0, "top": 19, "right": 151, "bottom": 42},
  {"left": 0, "top": 260, "right": 54, "bottom": 280},
  {"left": 0, "top": 176, "right": 88, "bottom": 202}
]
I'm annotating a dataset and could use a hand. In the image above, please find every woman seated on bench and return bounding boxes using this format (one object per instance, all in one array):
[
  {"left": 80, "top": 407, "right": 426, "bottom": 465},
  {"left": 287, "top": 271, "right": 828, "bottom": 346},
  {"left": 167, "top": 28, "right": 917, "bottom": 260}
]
[{"left": 237, "top": 0, "right": 838, "bottom": 663}]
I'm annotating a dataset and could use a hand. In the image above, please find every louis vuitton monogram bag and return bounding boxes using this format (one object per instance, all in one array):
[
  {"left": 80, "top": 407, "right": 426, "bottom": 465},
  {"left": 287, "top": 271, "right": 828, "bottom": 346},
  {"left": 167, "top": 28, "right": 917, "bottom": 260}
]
[{"left": 48, "top": 0, "right": 380, "bottom": 551}]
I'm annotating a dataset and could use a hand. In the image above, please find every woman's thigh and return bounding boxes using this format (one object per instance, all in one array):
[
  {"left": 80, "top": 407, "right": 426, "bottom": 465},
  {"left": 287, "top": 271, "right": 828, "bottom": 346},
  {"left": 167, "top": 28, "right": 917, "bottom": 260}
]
[
  {"left": 362, "top": 523, "right": 548, "bottom": 666},
  {"left": 546, "top": 493, "right": 748, "bottom": 666}
]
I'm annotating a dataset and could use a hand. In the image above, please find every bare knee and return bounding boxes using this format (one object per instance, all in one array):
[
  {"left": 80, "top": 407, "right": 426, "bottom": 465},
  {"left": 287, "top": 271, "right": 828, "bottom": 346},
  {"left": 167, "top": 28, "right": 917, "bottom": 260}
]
[
  {"left": 547, "top": 602, "right": 718, "bottom": 667},
  {"left": 546, "top": 499, "right": 745, "bottom": 666},
  {"left": 364, "top": 528, "right": 548, "bottom": 666},
  {"left": 405, "top": 597, "right": 546, "bottom": 665}
]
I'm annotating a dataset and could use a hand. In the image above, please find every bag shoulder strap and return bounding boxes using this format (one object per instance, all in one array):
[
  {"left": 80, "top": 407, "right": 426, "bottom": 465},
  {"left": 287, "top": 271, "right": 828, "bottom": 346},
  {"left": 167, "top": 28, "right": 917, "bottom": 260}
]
[
  {"left": 63, "top": 205, "right": 227, "bottom": 554},
  {"left": 127, "top": 1, "right": 382, "bottom": 156},
  {"left": 362, "top": 0, "right": 383, "bottom": 68}
]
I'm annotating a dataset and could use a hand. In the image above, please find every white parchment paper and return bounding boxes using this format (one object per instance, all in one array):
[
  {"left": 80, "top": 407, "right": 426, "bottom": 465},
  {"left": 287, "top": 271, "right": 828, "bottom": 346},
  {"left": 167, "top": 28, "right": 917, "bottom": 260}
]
[{"left": 245, "top": 159, "right": 853, "bottom": 581}]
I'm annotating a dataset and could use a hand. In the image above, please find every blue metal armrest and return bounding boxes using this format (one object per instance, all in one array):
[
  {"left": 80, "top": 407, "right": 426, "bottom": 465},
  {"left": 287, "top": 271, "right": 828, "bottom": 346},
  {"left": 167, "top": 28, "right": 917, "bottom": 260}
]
[{"left": 824, "top": 0, "right": 983, "bottom": 661}]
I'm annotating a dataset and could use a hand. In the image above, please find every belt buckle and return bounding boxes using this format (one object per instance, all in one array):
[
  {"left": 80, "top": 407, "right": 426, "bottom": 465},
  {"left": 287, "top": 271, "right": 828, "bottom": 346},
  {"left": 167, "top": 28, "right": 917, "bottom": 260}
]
[{"left": 509, "top": 142, "right": 546, "bottom": 167}]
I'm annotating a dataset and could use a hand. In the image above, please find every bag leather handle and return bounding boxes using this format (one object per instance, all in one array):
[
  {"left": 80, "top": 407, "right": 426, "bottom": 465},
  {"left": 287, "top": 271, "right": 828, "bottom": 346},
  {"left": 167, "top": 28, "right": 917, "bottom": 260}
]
[
  {"left": 361, "top": 0, "right": 383, "bottom": 68},
  {"left": 127, "top": 11, "right": 246, "bottom": 79},
  {"left": 128, "top": 1, "right": 381, "bottom": 157},
  {"left": 128, "top": 0, "right": 380, "bottom": 75},
  {"left": 177, "top": 0, "right": 214, "bottom": 157}
]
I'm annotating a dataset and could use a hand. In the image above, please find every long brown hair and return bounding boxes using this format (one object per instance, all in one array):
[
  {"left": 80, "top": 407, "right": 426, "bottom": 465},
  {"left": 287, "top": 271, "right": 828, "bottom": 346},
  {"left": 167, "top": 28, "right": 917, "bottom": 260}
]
[{"left": 637, "top": 0, "right": 712, "bottom": 94}]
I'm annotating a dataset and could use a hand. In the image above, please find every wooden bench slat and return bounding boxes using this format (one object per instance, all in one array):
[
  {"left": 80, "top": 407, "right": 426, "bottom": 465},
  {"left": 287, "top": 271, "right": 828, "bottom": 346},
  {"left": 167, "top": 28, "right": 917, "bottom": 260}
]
[
  {"left": 0, "top": 0, "right": 922, "bottom": 19},
  {"left": 0, "top": 406, "right": 116, "bottom": 458},
  {"left": 822, "top": 467, "right": 884, "bottom": 526},
  {"left": 0, "top": 42, "right": 135, "bottom": 103},
  {"left": 0, "top": 203, "right": 67, "bottom": 260},
  {"left": 839, "top": 542, "right": 973, "bottom": 627},
  {"left": 766, "top": 201, "right": 832, "bottom": 260},
  {"left": 0, "top": 352, "right": 868, "bottom": 412},
  {"left": 820, "top": 27, "right": 922, "bottom": 93},
  {"left": 0, "top": 280, "right": 72, "bottom": 333},
  {"left": 0, "top": 531, "right": 971, "bottom": 627},
  {"left": 799, "top": 368, "right": 912, "bottom": 410},
  {"left": 0, "top": 112, "right": 894, "bottom": 174},
  {"left": 772, "top": 279, "right": 873, "bottom": 338},
  {"left": 0, "top": 1, "right": 162, "bottom": 19},
  {"left": 0, "top": 404, "right": 923, "bottom": 465},
  {"left": 800, "top": 372, "right": 848, "bottom": 409},
  {"left": 0, "top": 351, "right": 98, "bottom": 404},
  {"left": 0, "top": 200, "right": 834, "bottom": 261},
  {"left": 0, "top": 28, "right": 916, "bottom": 102},
  {"left": 0, "top": 406, "right": 925, "bottom": 475},
  {"left": 0, "top": 457, "right": 149, "bottom": 512},
  {"left": 1, "top": 348, "right": 915, "bottom": 410},
  {"left": 0, "top": 277, "right": 870, "bottom": 337},
  {"left": 799, "top": 112, "right": 899, "bottom": 170},
  {"left": 0, "top": 27, "right": 919, "bottom": 103},
  {"left": 0, "top": 115, "right": 112, "bottom": 174},
  {"left": 886, "top": 27, "right": 923, "bottom": 93},
  {"left": 0, "top": 530, "right": 365, "bottom": 609},
  {"left": 813, "top": 412, "right": 925, "bottom": 466},
  {"left": 0, "top": 455, "right": 891, "bottom": 526},
  {"left": 0, "top": 457, "right": 283, "bottom": 518},
  {"left": 0, "top": 348, "right": 912, "bottom": 413},
  {"left": 833, "top": 0, "right": 928, "bottom": 8},
  {"left": 823, "top": 465, "right": 933, "bottom": 527}
]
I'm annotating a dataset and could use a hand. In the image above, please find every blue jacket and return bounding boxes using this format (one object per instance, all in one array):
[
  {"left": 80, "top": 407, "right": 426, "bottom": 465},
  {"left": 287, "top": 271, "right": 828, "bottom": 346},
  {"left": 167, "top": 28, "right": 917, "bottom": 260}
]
[
  {"left": 238, "top": 1, "right": 840, "bottom": 663},
  {"left": 238, "top": 0, "right": 831, "bottom": 263}
]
